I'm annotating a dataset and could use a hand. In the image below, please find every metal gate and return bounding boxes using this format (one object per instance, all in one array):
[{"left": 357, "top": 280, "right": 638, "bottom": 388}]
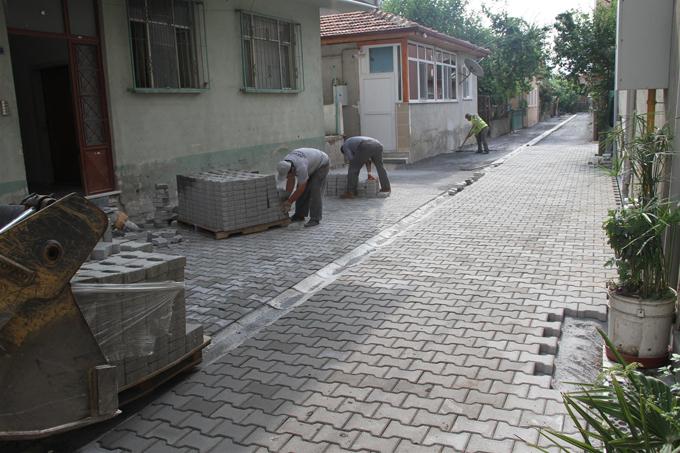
[{"left": 511, "top": 109, "right": 524, "bottom": 131}]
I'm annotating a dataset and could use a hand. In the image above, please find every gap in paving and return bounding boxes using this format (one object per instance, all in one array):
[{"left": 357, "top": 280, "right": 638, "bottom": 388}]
[{"left": 551, "top": 316, "right": 607, "bottom": 392}]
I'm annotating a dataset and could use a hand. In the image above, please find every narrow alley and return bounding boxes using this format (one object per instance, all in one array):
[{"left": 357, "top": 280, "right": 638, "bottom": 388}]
[{"left": 73, "top": 113, "right": 615, "bottom": 453}]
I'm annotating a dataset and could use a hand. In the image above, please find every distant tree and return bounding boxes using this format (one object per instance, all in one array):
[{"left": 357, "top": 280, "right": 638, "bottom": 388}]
[
  {"left": 478, "top": 10, "right": 548, "bottom": 104},
  {"left": 553, "top": 0, "right": 616, "bottom": 131},
  {"left": 381, "top": 0, "right": 478, "bottom": 40},
  {"left": 540, "top": 75, "right": 586, "bottom": 114}
]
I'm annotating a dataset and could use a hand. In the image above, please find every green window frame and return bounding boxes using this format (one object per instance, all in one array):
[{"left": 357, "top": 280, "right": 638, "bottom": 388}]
[
  {"left": 126, "top": 0, "right": 209, "bottom": 93},
  {"left": 239, "top": 11, "right": 303, "bottom": 93}
]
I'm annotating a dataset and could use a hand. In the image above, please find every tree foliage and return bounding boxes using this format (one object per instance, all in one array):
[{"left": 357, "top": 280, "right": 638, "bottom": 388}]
[
  {"left": 539, "top": 76, "right": 586, "bottom": 114},
  {"left": 380, "top": 0, "right": 480, "bottom": 41},
  {"left": 381, "top": 0, "right": 548, "bottom": 105},
  {"left": 553, "top": 0, "right": 617, "bottom": 129},
  {"left": 478, "top": 10, "right": 548, "bottom": 104}
]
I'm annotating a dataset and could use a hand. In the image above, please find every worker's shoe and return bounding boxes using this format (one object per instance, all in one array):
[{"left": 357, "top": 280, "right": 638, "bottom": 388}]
[
  {"left": 483, "top": 150, "right": 489, "bottom": 154},
  {"left": 340, "top": 192, "right": 355, "bottom": 199},
  {"left": 290, "top": 216, "right": 305, "bottom": 222},
  {"left": 304, "top": 220, "right": 320, "bottom": 227}
]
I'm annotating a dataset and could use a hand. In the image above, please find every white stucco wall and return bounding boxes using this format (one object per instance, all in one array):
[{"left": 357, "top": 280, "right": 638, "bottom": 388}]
[{"left": 321, "top": 42, "right": 361, "bottom": 137}]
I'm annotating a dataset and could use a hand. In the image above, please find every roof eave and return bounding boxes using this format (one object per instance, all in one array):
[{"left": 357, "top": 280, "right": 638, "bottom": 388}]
[
  {"left": 411, "top": 26, "right": 489, "bottom": 57},
  {"left": 321, "top": 28, "right": 415, "bottom": 45}
]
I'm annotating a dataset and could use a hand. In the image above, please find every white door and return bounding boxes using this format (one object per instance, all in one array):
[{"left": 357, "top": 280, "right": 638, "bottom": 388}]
[{"left": 359, "top": 45, "right": 398, "bottom": 151}]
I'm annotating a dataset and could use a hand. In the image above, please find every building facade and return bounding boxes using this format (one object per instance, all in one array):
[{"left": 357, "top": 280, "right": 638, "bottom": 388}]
[
  {"left": 0, "top": 0, "right": 373, "bottom": 214},
  {"left": 320, "top": 11, "right": 488, "bottom": 163}
]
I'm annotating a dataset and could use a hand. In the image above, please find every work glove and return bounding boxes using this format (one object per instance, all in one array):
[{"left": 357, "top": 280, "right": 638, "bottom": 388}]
[{"left": 281, "top": 201, "right": 292, "bottom": 213}]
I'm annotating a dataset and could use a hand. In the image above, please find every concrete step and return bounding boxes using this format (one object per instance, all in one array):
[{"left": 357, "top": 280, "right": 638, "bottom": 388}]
[{"left": 383, "top": 152, "right": 409, "bottom": 169}]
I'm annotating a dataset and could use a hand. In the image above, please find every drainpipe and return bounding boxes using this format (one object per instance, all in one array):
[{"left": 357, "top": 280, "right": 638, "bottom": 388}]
[
  {"left": 621, "top": 89, "right": 635, "bottom": 200},
  {"left": 647, "top": 89, "right": 656, "bottom": 132}
]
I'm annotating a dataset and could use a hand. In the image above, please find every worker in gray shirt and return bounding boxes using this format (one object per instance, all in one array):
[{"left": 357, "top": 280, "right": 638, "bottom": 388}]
[
  {"left": 276, "top": 148, "right": 330, "bottom": 227},
  {"left": 340, "top": 136, "right": 391, "bottom": 199}
]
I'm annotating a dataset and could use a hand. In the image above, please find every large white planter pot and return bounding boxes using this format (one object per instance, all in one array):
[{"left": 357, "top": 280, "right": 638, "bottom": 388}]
[{"left": 607, "top": 289, "right": 676, "bottom": 367}]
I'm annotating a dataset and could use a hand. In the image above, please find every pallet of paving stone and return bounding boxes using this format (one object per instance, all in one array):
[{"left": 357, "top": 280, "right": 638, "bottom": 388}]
[
  {"left": 177, "top": 169, "right": 289, "bottom": 235},
  {"left": 72, "top": 283, "right": 201, "bottom": 388},
  {"left": 179, "top": 216, "right": 291, "bottom": 240},
  {"left": 118, "top": 334, "right": 211, "bottom": 406}
]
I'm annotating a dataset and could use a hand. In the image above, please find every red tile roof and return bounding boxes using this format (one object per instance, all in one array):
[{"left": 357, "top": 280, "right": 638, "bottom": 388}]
[
  {"left": 320, "top": 10, "right": 414, "bottom": 37},
  {"left": 320, "top": 10, "right": 489, "bottom": 56}
]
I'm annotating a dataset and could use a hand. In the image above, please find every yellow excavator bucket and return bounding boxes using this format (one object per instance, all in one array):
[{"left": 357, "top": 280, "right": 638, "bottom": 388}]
[{"left": 0, "top": 194, "right": 119, "bottom": 440}]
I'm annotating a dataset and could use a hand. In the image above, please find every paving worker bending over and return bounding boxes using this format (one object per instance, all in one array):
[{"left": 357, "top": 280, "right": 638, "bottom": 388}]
[
  {"left": 277, "top": 148, "right": 330, "bottom": 228},
  {"left": 464, "top": 113, "right": 490, "bottom": 154},
  {"left": 339, "top": 136, "right": 391, "bottom": 199}
]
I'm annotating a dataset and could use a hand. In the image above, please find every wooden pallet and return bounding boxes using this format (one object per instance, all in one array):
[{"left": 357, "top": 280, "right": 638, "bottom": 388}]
[
  {"left": 118, "top": 336, "right": 211, "bottom": 406},
  {"left": 180, "top": 218, "right": 291, "bottom": 240}
]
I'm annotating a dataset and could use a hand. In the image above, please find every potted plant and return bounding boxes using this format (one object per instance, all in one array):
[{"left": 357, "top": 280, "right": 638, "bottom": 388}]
[{"left": 603, "top": 117, "right": 680, "bottom": 367}]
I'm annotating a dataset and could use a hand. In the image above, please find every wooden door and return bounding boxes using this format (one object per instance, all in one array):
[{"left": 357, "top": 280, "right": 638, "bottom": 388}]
[{"left": 69, "top": 42, "right": 115, "bottom": 194}]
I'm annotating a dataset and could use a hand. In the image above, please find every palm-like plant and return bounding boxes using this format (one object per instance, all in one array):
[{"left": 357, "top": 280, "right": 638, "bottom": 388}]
[
  {"left": 536, "top": 330, "right": 680, "bottom": 452},
  {"left": 603, "top": 117, "right": 680, "bottom": 299}
]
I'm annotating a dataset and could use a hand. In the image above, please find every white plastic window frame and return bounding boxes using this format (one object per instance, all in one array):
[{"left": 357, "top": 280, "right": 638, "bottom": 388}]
[{"left": 407, "top": 42, "right": 457, "bottom": 104}]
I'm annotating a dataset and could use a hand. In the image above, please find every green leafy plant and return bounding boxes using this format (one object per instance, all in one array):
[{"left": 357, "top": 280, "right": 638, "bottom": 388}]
[
  {"left": 553, "top": 0, "right": 617, "bottom": 133},
  {"left": 536, "top": 330, "right": 680, "bottom": 452},
  {"left": 603, "top": 118, "right": 680, "bottom": 299}
]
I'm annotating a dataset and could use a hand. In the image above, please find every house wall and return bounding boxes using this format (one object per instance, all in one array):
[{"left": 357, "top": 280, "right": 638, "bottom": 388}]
[
  {"left": 408, "top": 99, "right": 475, "bottom": 162},
  {"left": 662, "top": 0, "right": 680, "bottom": 352},
  {"left": 665, "top": 0, "right": 680, "bottom": 298},
  {"left": 0, "top": 3, "right": 28, "bottom": 203},
  {"left": 321, "top": 43, "right": 360, "bottom": 137},
  {"left": 99, "top": 0, "right": 326, "bottom": 215},
  {"left": 407, "top": 73, "right": 477, "bottom": 162}
]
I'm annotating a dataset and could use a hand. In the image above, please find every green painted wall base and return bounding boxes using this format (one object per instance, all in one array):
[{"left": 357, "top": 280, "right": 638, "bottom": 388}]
[
  {"left": 116, "top": 136, "right": 326, "bottom": 217},
  {"left": 0, "top": 180, "right": 28, "bottom": 204}
]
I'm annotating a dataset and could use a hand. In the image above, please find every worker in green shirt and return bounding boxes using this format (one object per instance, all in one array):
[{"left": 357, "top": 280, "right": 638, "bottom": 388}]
[{"left": 464, "top": 113, "right": 490, "bottom": 154}]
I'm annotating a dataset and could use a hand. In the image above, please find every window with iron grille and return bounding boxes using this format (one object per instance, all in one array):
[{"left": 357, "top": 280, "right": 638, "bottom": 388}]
[
  {"left": 127, "top": 0, "right": 208, "bottom": 91},
  {"left": 240, "top": 11, "right": 303, "bottom": 93}
]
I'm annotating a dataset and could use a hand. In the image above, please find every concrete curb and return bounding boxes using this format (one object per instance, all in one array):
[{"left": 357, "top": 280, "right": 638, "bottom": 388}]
[{"left": 204, "top": 188, "right": 453, "bottom": 362}]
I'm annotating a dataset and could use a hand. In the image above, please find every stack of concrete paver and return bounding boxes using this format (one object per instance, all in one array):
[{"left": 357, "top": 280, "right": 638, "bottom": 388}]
[
  {"left": 177, "top": 170, "right": 287, "bottom": 232},
  {"left": 72, "top": 250, "right": 204, "bottom": 388},
  {"left": 148, "top": 183, "right": 176, "bottom": 228},
  {"left": 73, "top": 250, "right": 185, "bottom": 284},
  {"left": 326, "top": 172, "right": 379, "bottom": 198}
]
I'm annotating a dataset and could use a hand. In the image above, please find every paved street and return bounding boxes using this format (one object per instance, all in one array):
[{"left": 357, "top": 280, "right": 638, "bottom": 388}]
[
  {"left": 4, "top": 114, "right": 615, "bottom": 453},
  {"left": 170, "top": 116, "right": 567, "bottom": 338},
  {"left": 54, "top": 113, "right": 615, "bottom": 453}
]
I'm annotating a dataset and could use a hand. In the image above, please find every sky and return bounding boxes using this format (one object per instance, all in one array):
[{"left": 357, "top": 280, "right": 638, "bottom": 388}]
[{"left": 479, "top": 0, "right": 595, "bottom": 26}]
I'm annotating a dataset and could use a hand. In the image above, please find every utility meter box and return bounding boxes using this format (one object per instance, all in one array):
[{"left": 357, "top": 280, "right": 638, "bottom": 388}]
[{"left": 333, "top": 85, "right": 348, "bottom": 106}]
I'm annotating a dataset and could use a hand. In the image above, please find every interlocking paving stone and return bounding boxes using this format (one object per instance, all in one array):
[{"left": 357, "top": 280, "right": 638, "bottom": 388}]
[{"left": 85, "top": 116, "right": 614, "bottom": 452}]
